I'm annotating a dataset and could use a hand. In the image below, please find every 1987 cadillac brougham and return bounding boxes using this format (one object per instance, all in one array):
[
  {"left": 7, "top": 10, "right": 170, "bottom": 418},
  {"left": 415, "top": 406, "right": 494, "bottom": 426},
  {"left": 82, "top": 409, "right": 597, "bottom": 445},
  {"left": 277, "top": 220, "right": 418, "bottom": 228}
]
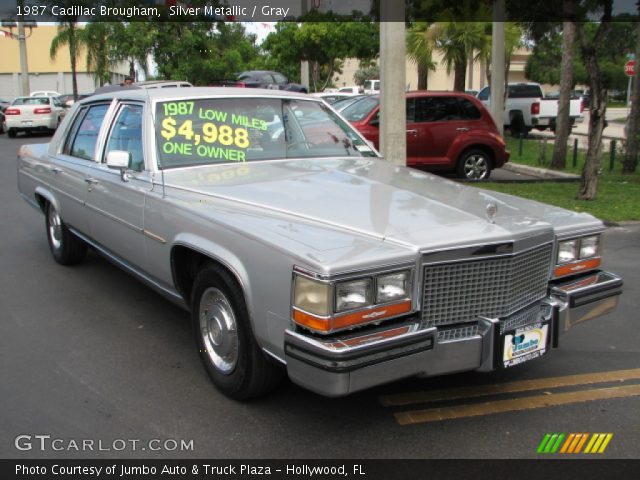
[{"left": 17, "top": 88, "right": 623, "bottom": 399}]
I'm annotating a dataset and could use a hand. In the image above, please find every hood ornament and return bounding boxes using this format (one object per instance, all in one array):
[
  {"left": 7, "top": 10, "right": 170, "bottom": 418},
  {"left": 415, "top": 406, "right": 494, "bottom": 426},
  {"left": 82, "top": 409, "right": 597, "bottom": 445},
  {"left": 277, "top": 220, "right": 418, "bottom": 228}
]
[{"left": 485, "top": 202, "right": 498, "bottom": 223}]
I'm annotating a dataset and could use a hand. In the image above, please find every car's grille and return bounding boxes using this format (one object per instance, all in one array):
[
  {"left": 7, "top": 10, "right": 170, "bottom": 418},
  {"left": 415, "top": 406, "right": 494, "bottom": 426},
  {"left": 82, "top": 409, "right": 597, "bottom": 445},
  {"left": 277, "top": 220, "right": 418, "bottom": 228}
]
[
  {"left": 422, "top": 243, "right": 553, "bottom": 327},
  {"left": 437, "top": 323, "right": 479, "bottom": 343}
]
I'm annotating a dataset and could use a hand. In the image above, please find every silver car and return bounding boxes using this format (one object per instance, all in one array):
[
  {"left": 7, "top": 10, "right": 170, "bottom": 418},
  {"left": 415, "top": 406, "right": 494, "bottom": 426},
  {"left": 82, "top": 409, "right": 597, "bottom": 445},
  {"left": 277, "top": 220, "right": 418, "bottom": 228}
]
[{"left": 17, "top": 88, "right": 623, "bottom": 399}]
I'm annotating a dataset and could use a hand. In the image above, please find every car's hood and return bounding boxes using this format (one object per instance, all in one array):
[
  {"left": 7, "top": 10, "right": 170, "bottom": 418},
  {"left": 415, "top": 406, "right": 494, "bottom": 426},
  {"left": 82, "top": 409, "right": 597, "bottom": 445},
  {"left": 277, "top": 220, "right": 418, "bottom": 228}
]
[{"left": 162, "top": 158, "right": 601, "bottom": 252}]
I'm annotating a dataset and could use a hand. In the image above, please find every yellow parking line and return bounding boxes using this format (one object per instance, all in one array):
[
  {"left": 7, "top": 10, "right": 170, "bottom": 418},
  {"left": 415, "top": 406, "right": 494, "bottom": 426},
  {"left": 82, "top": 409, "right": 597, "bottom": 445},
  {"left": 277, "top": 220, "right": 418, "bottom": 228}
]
[
  {"left": 380, "top": 368, "right": 640, "bottom": 407},
  {"left": 394, "top": 383, "right": 640, "bottom": 425}
]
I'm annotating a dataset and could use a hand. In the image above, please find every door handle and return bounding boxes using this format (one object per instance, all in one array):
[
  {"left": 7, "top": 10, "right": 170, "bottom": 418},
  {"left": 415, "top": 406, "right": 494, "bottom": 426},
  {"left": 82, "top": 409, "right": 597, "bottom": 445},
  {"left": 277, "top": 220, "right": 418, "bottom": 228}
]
[
  {"left": 456, "top": 127, "right": 469, "bottom": 132},
  {"left": 85, "top": 177, "right": 100, "bottom": 185},
  {"left": 51, "top": 167, "right": 63, "bottom": 174},
  {"left": 406, "top": 129, "right": 418, "bottom": 136}
]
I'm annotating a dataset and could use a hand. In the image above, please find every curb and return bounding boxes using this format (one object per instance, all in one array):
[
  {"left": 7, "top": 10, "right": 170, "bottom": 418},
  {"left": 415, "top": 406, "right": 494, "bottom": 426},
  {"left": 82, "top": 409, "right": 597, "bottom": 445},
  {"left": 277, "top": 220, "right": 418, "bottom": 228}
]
[{"left": 502, "top": 162, "right": 581, "bottom": 181}]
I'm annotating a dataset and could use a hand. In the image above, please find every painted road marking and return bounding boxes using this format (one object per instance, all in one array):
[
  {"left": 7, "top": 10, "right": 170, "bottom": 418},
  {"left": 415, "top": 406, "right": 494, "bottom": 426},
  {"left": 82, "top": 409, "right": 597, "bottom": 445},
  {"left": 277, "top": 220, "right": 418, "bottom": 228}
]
[
  {"left": 380, "top": 368, "right": 640, "bottom": 407},
  {"left": 393, "top": 383, "right": 640, "bottom": 425}
]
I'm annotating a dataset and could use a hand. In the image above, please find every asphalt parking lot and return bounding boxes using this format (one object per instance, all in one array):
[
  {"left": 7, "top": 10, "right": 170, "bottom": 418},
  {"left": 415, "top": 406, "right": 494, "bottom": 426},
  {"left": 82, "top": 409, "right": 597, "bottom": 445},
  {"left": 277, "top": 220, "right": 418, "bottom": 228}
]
[{"left": 1, "top": 132, "right": 639, "bottom": 460}]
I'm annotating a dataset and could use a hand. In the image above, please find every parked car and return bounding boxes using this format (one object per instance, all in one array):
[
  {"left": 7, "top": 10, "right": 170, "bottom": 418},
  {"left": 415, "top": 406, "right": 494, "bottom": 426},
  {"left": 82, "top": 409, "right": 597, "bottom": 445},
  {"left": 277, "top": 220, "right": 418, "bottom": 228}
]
[
  {"left": 363, "top": 79, "right": 380, "bottom": 94},
  {"left": 4, "top": 95, "right": 66, "bottom": 137},
  {"left": 0, "top": 97, "right": 11, "bottom": 112},
  {"left": 17, "top": 87, "right": 622, "bottom": 399},
  {"left": 213, "top": 70, "right": 307, "bottom": 93},
  {"left": 309, "top": 92, "right": 355, "bottom": 104},
  {"left": 330, "top": 94, "right": 370, "bottom": 112},
  {"left": 31, "top": 90, "right": 62, "bottom": 98},
  {"left": 337, "top": 85, "right": 363, "bottom": 94},
  {"left": 342, "top": 91, "right": 509, "bottom": 180},
  {"left": 477, "top": 83, "right": 584, "bottom": 136}
]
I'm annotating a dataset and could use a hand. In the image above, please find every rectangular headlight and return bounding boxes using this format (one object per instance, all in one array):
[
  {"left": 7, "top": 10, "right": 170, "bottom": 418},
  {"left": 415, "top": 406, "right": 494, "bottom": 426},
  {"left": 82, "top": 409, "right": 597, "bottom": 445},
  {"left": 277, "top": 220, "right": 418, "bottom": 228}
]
[
  {"left": 376, "top": 271, "right": 410, "bottom": 304},
  {"left": 557, "top": 240, "right": 578, "bottom": 264},
  {"left": 293, "top": 275, "right": 331, "bottom": 316},
  {"left": 579, "top": 236, "right": 599, "bottom": 259},
  {"left": 335, "top": 278, "right": 372, "bottom": 313}
]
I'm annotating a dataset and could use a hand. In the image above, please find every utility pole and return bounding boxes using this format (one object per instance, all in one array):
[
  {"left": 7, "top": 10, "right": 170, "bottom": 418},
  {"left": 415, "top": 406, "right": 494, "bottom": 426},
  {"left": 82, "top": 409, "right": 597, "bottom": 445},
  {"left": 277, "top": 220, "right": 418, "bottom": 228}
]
[
  {"left": 379, "top": 0, "right": 406, "bottom": 165},
  {"left": 300, "top": 0, "right": 310, "bottom": 91},
  {"left": 490, "top": 0, "right": 505, "bottom": 136},
  {"left": 18, "top": 21, "right": 30, "bottom": 96}
]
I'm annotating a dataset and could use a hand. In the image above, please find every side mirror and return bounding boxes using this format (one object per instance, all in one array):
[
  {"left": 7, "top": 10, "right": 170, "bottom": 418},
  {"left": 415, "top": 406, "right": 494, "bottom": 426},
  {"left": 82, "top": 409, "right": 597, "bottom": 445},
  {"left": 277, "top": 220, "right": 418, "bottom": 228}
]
[
  {"left": 106, "top": 150, "right": 130, "bottom": 181},
  {"left": 369, "top": 118, "right": 379, "bottom": 127}
]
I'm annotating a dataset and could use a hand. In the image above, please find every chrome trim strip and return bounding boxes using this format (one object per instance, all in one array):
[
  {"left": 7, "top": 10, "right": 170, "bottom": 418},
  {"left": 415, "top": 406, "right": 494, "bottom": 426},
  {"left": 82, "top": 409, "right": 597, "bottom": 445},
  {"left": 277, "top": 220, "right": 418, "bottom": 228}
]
[{"left": 143, "top": 229, "right": 167, "bottom": 244}]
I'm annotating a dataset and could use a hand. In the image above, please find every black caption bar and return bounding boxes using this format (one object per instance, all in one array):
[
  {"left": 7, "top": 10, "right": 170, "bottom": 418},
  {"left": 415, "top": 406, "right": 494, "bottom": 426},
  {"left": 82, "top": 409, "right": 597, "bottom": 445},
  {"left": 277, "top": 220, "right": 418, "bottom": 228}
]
[{"left": 2, "top": 460, "right": 640, "bottom": 480}]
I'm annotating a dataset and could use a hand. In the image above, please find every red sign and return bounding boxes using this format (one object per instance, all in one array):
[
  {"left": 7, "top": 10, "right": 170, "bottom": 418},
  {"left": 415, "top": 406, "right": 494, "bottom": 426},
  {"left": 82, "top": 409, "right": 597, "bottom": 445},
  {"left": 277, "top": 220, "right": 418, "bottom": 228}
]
[{"left": 625, "top": 60, "right": 635, "bottom": 77}]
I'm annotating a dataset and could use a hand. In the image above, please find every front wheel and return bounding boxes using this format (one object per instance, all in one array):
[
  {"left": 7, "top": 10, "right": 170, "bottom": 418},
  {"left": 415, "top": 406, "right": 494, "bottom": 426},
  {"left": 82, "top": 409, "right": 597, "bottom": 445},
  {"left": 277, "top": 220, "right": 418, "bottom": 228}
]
[
  {"left": 457, "top": 149, "right": 492, "bottom": 180},
  {"left": 191, "top": 264, "right": 283, "bottom": 400},
  {"left": 45, "top": 202, "right": 87, "bottom": 265}
]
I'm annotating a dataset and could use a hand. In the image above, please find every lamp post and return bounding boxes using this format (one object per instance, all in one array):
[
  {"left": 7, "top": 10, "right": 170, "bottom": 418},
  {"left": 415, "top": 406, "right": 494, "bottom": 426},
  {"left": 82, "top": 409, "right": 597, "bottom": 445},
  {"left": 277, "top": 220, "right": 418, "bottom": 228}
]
[{"left": 1, "top": 20, "right": 37, "bottom": 96}]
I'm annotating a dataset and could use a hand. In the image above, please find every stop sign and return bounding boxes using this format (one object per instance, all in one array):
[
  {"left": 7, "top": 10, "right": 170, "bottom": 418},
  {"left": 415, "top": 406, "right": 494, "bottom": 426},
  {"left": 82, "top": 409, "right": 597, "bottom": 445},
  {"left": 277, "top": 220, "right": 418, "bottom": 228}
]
[{"left": 625, "top": 60, "right": 635, "bottom": 77}]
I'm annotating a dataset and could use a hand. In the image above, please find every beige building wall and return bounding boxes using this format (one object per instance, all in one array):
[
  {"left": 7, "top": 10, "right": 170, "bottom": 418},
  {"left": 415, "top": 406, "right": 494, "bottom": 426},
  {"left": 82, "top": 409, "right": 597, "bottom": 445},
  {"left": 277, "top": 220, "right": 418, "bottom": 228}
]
[
  {"left": 0, "top": 24, "right": 128, "bottom": 99},
  {"left": 332, "top": 47, "right": 534, "bottom": 93}
]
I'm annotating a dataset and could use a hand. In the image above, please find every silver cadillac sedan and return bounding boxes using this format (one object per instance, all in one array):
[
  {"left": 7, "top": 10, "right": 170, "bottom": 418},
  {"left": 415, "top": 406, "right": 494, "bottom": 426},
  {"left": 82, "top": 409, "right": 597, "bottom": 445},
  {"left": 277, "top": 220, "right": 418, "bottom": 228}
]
[{"left": 17, "top": 88, "right": 623, "bottom": 399}]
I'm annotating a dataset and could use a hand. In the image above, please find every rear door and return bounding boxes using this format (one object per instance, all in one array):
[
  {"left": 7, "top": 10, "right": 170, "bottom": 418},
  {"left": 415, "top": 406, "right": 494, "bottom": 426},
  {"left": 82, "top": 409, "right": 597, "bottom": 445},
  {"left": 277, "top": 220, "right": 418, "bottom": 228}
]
[
  {"left": 48, "top": 103, "right": 111, "bottom": 234},
  {"left": 406, "top": 96, "right": 469, "bottom": 167}
]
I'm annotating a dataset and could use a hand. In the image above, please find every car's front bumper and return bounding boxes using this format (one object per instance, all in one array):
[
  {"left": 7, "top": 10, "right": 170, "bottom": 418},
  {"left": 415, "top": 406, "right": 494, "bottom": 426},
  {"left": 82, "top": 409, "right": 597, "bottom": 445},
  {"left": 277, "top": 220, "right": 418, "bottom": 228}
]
[{"left": 284, "top": 270, "right": 622, "bottom": 397}]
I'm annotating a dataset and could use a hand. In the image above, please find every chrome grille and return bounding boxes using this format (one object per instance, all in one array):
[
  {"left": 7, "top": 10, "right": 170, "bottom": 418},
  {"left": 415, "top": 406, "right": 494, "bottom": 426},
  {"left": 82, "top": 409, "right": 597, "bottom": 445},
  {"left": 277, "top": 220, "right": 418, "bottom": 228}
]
[
  {"left": 500, "top": 303, "right": 552, "bottom": 334},
  {"left": 437, "top": 323, "right": 479, "bottom": 343},
  {"left": 422, "top": 243, "right": 553, "bottom": 327}
]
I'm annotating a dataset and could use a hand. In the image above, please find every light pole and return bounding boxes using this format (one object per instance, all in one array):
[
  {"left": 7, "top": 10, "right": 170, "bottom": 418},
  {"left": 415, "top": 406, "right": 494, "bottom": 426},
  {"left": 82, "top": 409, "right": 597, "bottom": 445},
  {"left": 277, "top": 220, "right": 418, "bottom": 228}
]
[{"left": 1, "top": 20, "right": 37, "bottom": 96}]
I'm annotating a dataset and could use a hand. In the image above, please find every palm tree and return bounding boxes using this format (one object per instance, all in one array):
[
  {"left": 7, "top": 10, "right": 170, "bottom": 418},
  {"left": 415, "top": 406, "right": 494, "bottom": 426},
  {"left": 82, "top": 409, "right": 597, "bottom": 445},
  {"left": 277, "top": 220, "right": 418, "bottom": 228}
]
[
  {"left": 80, "top": 23, "right": 113, "bottom": 87},
  {"left": 50, "top": 21, "right": 81, "bottom": 98},
  {"left": 406, "top": 22, "right": 438, "bottom": 90}
]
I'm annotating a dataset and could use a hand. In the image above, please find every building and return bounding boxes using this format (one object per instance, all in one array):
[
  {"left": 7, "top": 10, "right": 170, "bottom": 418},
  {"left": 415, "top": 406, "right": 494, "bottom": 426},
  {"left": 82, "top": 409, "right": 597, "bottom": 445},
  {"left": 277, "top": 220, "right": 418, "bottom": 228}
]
[
  {"left": 334, "top": 47, "right": 532, "bottom": 93},
  {"left": 0, "top": 23, "right": 129, "bottom": 99}
]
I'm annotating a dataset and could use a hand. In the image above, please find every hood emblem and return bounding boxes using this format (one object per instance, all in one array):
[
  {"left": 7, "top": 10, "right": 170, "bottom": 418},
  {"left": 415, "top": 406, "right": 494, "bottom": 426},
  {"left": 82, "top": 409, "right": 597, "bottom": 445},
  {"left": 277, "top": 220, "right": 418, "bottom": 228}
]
[{"left": 485, "top": 202, "right": 498, "bottom": 223}]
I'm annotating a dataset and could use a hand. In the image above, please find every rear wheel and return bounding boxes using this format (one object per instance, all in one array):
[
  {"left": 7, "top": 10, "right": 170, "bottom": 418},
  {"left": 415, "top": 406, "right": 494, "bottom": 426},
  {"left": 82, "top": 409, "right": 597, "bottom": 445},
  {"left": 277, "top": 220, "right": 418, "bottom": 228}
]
[
  {"left": 457, "top": 149, "right": 492, "bottom": 180},
  {"left": 191, "top": 264, "right": 284, "bottom": 400},
  {"left": 45, "top": 202, "right": 87, "bottom": 265},
  {"left": 8, "top": 128, "right": 17, "bottom": 138}
]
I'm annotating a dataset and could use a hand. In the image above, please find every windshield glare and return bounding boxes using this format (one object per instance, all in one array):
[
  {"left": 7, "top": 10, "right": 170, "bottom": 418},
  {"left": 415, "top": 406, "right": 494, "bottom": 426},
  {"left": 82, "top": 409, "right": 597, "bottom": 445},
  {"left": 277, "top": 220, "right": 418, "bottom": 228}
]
[
  {"left": 155, "top": 97, "right": 376, "bottom": 169},
  {"left": 341, "top": 96, "right": 380, "bottom": 122}
]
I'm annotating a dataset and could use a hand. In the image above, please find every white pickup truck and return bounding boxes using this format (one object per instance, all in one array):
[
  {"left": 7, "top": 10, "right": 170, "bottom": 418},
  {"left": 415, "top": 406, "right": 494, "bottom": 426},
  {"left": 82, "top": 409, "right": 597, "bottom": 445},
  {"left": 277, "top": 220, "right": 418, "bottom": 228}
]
[{"left": 477, "top": 83, "right": 584, "bottom": 137}]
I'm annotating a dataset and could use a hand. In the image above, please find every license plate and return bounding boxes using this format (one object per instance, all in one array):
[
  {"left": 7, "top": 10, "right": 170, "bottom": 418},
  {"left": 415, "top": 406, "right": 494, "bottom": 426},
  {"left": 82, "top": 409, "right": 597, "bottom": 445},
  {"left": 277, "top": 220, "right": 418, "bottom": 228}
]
[
  {"left": 503, "top": 323, "right": 548, "bottom": 368},
  {"left": 21, "top": 121, "right": 33, "bottom": 126}
]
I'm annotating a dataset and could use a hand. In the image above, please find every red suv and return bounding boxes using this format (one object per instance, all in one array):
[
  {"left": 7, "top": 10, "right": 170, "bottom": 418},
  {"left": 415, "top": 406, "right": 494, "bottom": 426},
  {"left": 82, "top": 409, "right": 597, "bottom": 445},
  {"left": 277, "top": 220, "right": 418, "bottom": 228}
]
[{"left": 341, "top": 92, "right": 509, "bottom": 180}]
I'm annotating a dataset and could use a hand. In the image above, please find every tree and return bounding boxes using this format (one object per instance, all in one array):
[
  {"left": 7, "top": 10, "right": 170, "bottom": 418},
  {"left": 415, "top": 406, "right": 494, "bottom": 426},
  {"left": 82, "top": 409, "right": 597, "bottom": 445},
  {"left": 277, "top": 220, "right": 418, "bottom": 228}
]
[
  {"left": 551, "top": 0, "right": 578, "bottom": 170},
  {"left": 261, "top": 17, "right": 379, "bottom": 92},
  {"left": 406, "top": 22, "right": 437, "bottom": 90},
  {"left": 576, "top": 3, "right": 614, "bottom": 200},
  {"left": 80, "top": 23, "right": 113, "bottom": 87},
  {"left": 108, "top": 22, "right": 155, "bottom": 80},
  {"left": 50, "top": 21, "right": 81, "bottom": 97},
  {"left": 354, "top": 65, "right": 380, "bottom": 86},
  {"left": 623, "top": 17, "right": 640, "bottom": 174}
]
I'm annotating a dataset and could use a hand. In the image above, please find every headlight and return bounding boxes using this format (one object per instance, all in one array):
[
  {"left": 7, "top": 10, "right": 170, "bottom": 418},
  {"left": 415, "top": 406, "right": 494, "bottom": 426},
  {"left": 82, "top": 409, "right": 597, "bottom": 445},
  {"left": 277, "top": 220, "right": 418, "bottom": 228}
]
[
  {"left": 376, "top": 271, "right": 410, "bottom": 303},
  {"left": 579, "top": 236, "right": 599, "bottom": 259},
  {"left": 335, "top": 278, "right": 372, "bottom": 312},
  {"left": 293, "top": 276, "right": 330, "bottom": 316},
  {"left": 557, "top": 240, "right": 579, "bottom": 264}
]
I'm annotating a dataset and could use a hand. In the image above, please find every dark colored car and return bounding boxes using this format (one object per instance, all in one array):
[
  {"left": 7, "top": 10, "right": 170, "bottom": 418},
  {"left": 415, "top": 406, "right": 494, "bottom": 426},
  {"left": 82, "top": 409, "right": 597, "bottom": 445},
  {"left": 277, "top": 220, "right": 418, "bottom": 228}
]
[
  {"left": 213, "top": 70, "right": 307, "bottom": 93},
  {"left": 341, "top": 91, "right": 509, "bottom": 180},
  {"left": 0, "top": 109, "right": 4, "bottom": 134}
]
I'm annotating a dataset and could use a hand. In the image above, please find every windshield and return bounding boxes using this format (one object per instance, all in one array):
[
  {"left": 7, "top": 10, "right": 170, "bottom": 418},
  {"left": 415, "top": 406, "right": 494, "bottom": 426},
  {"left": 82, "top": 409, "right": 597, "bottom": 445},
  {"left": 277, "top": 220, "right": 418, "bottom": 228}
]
[
  {"left": 155, "top": 97, "right": 376, "bottom": 169},
  {"left": 341, "top": 96, "right": 380, "bottom": 122}
]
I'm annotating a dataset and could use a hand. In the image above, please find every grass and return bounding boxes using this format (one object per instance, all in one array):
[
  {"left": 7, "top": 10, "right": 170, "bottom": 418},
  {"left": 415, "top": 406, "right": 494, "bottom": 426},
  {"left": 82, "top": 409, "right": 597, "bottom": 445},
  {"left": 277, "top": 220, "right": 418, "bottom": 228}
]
[{"left": 479, "top": 137, "right": 640, "bottom": 223}]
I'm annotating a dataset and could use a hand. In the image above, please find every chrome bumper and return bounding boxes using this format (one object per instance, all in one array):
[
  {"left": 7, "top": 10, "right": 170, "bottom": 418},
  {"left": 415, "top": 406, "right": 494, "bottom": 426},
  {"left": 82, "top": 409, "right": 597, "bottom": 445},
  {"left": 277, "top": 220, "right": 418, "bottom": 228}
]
[{"left": 284, "top": 270, "right": 622, "bottom": 397}]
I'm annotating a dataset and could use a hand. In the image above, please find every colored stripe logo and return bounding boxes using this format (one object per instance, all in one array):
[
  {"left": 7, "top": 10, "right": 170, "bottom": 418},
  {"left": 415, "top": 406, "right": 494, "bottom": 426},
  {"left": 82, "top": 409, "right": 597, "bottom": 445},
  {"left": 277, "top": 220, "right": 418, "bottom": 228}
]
[{"left": 537, "top": 433, "right": 613, "bottom": 454}]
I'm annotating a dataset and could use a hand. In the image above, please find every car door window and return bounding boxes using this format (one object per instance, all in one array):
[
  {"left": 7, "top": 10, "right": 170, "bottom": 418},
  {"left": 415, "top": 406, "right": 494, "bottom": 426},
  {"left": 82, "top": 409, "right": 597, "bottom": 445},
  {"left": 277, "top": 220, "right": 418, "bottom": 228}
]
[
  {"left": 477, "top": 87, "right": 490, "bottom": 101},
  {"left": 457, "top": 99, "right": 482, "bottom": 120},
  {"left": 64, "top": 104, "right": 110, "bottom": 160},
  {"left": 105, "top": 104, "right": 144, "bottom": 171},
  {"left": 272, "top": 73, "right": 288, "bottom": 86},
  {"left": 415, "top": 97, "right": 463, "bottom": 122}
]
